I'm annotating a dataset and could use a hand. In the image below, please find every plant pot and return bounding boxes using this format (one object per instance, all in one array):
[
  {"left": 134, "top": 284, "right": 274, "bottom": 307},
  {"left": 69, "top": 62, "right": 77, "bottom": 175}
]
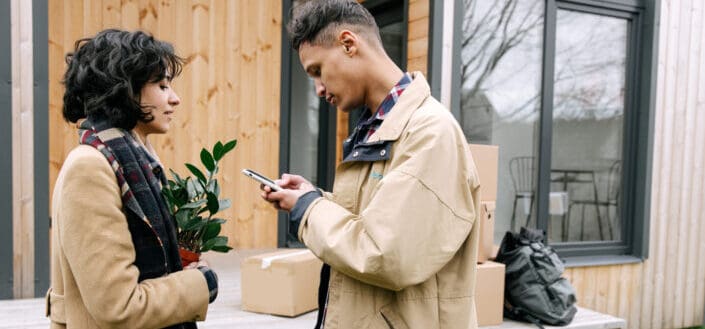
[{"left": 179, "top": 248, "right": 201, "bottom": 268}]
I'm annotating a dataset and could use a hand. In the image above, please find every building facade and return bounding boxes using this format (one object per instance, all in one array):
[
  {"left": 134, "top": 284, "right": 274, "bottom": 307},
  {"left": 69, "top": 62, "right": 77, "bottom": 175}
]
[{"left": 3, "top": 0, "right": 704, "bottom": 328}]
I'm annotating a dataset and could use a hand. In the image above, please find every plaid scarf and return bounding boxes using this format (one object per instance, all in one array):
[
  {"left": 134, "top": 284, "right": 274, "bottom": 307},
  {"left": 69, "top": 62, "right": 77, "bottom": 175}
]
[{"left": 79, "top": 118, "right": 196, "bottom": 329}]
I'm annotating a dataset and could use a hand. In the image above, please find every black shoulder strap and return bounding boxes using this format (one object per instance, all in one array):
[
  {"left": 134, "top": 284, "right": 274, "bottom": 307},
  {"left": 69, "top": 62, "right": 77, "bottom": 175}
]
[{"left": 505, "top": 305, "right": 545, "bottom": 329}]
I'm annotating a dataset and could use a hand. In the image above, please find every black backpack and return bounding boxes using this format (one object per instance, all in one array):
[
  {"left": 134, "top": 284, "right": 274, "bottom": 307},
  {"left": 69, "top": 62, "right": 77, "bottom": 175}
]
[{"left": 495, "top": 227, "right": 577, "bottom": 328}]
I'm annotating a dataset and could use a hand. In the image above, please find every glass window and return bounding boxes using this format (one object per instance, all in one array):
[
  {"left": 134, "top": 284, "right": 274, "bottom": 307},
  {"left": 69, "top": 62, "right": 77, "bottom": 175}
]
[
  {"left": 459, "top": 0, "right": 545, "bottom": 242},
  {"left": 454, "top": 0, "right": 651, "bottom": 259},
  {"left": 550, "top": 10, "right": 627, "bottom": 243},
  {"left": 288, "top": 55, "right": 320, "bottom": 184}
]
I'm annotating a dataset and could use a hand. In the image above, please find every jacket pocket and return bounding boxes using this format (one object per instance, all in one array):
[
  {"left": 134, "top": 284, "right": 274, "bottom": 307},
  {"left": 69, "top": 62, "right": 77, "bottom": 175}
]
[
  {"left": 45, "top": 287, "right": 67, "bottom": 324},
  {"left": 378, "top": 305, "right": 409, "bottom": 329}
]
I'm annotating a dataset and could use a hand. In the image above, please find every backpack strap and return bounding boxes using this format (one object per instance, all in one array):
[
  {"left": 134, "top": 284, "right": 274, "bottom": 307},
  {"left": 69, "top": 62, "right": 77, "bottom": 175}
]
[{"left": 504, "top": 304, "right": 545, "bottom": 329}]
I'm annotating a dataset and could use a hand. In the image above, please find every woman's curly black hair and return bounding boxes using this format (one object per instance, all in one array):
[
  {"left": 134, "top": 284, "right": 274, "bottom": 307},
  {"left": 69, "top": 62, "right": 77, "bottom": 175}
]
[{"left": 62, "top": 29, "right": 184, "bottom": 130}]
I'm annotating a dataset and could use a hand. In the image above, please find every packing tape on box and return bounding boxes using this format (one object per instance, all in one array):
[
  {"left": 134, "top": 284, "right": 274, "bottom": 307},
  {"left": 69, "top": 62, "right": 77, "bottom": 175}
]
[{"left": 261, "top": 250, "right": 312, "bottom": 269}]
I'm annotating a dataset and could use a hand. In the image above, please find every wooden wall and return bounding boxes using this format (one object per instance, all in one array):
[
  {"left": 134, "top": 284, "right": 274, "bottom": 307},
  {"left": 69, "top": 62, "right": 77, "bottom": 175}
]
[
  {"left": 11, "top": 0, "right": 36, "bottom": 299},
  {"left": 407, "top": 0, "right": 428, "bottom": 75},
  {"left": 563, "top": 1, "right": 705, "bottom": 328},
  {"left": 48, "top": 0, "right": 282, "bottom": 249}
]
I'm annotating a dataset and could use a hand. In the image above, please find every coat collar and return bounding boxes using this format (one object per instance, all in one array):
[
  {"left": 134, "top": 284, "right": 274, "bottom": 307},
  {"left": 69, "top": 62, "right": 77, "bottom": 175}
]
[{"left": 366, "top": 71, "right": 431, "bottom": 143}]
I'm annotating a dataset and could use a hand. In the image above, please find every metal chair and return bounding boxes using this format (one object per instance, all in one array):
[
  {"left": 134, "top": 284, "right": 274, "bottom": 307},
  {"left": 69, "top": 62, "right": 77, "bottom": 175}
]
[
  {"left": 509, "top": 156, "right": 536, "bottom": 231},
  {"left": 566, "top": 160, "right": 620, "bottom": 241}
]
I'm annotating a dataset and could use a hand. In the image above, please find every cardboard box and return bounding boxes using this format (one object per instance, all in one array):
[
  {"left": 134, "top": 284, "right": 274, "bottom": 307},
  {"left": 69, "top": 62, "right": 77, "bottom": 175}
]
[
  {"left": 241, "top": 249, "right": 322, "bottom": 317},
  {"left": 491, "top": 244, "right": 500, "bottom": 261},
  {"left": 475, "top": 261, "right": 505, "bottom": 326},
  {"left": 468, "top": 144, "right": 499, "bottom": 201},
  {"left": 478, "top": 201, "right": 496, "bottom": 263}
]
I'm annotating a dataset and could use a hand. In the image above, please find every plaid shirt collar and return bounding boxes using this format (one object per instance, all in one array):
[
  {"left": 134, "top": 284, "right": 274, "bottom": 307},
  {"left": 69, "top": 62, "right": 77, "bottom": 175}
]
[{"left": 356, "top": 72, "right": 412, "bottom": 143}]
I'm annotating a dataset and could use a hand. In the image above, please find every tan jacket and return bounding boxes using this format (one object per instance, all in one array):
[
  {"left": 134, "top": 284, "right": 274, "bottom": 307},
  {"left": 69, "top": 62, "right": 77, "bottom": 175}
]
[
  {"left": 299, "top": 73, "right": 481, "bottom": 329},
  {"left": 47, "top": 145, "right": 210, "bottom": 329}
]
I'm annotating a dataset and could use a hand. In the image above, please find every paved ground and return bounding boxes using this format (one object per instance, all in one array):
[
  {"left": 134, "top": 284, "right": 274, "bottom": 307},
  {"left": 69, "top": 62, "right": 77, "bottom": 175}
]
[
  {"left": 1, "top": 250, "right": 317, "bottom": 329},
  {"left": 1, "top": 249, "right": 625, "bottom": 329}
]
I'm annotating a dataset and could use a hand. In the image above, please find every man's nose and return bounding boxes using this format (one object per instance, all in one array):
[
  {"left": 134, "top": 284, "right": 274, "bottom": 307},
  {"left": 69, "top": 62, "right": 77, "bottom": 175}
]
[{"left": 314, "top": 79, "right": 326, "bottom": 97}]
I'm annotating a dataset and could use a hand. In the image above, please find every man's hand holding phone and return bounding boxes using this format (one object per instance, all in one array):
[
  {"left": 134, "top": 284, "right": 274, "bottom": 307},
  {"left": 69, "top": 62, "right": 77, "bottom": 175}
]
[
  {"left": 242, "top": 169, "right": 315, "bottom": 211},
  {"left": 261, "top": 174, "right": 316, "bottom": 211}
]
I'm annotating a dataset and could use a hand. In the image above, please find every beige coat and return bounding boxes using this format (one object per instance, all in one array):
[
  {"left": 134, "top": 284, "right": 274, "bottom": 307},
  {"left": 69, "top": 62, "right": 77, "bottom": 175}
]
[
  {"left": 299, "top": 73, "right": 481, "bottom": 329},
  {"left": 47, "top": 145, "right": 210, "bottom": 329}
]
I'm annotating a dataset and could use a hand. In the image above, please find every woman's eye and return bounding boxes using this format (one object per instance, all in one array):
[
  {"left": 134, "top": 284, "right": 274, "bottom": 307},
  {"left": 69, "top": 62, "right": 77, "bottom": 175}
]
[{"left": 160, "top": 85, "right": 168, "bottom": 90}]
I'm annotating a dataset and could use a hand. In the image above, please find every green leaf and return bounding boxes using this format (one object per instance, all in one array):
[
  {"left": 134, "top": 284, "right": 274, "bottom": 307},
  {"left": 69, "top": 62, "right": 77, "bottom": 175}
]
[
  {"left": 201, "top": 221, "right": 221, "bottom": 241},
  {"left": 210, "top": 218, "right": 227, "bottom": 225},
  {"left": 200, "top": 148, "right": 215, "bottom": 172},
  {"left": 185, "top": 179, "right": 196, "bottom": 200},
  {"left": 206, "top": 192, "right": 219, "bottom": 215},
  {"left": 203, "top": 236, "right": 228, "bottom": 251},
  {"left": 183, "top": 216, "right": 206, "bottom": 231},
  {"left": 213, "top": 141, "right": 224, "bottom": 161},
  {"left": 174, "top": 187, "right": 189, "bottom": 207},
  {"left": 175, "top": 210, "right": 191, "bottom": 229},
  {"left": 214, "top": 181, "right": 221, "bottom": 197},
  {"left": 218, "top": 199, "right": 232, "bottom": 212},
  {"left": 169, "top": 169, "right": 184, "bottom": 185},
  {"left": 206, "top": 179, "right": 217, "bottom": 194},
  {"left": 222, "top": 139, "right": 237, "bottom": 156},
  {"left": 210, "top": 245, "right": 233, "bottom": 253},
  {"left": 201, "top": 238, "right": 216, "bottom": 252},
  {"left": 182, "top": 199, "right": 207, "bottom": 209},
  {"left": 185, "top": 163, "right": 207, "bottom": 184}
]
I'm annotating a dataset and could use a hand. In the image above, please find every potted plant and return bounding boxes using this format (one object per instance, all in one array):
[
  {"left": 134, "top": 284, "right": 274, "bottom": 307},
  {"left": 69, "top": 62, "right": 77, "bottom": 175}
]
[{"left": 162, "top": 139, "right": 236, "bottom": 267}]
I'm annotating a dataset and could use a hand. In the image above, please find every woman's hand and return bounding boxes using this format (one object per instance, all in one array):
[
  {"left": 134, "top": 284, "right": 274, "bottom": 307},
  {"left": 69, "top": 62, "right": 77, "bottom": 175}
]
[
  {"left": 260, "top": 174, "right": 316, "bottom": 211},
  {"left": 185, "top": 259, "right": 210, "bottom": 269}
]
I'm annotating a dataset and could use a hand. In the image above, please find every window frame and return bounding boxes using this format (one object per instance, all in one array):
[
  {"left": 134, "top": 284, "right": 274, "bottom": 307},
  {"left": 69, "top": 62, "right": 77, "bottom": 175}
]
[{"left": 445, "top": 0, "right": 659, "bottom": 264}]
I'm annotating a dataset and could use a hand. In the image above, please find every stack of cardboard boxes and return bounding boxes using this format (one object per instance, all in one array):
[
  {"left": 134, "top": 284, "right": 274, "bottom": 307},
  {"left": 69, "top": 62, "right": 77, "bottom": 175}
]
[{"left": 469, "top": 144, "right": 505, "bottom": 327}]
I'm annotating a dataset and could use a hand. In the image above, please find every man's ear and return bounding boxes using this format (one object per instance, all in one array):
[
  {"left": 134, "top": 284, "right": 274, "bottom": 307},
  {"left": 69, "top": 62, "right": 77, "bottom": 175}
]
[{"left": 338, "top": 30, "right": 358, "bottom": 57}]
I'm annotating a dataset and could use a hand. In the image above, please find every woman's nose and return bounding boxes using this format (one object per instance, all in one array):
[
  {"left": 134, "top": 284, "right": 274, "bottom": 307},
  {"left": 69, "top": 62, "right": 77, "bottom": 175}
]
[{"left": 169, "top": 90, "right": 181, "bottom": 106}]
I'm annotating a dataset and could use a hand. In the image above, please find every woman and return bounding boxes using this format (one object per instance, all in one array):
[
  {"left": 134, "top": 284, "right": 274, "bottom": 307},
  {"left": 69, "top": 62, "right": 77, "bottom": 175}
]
[{"left": 46, "top": 29, "right": 217, "bottom": 329}]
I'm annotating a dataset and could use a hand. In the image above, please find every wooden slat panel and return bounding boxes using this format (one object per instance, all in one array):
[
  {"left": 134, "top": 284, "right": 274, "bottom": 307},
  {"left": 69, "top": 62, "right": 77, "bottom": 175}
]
[
  {"left": 655, "top": 0, "right": 681, "bottom": 327},
  {"left": 668, "top": 0, "right": 694, "bottom": 325},
  {"left": 11, "top": 0, "right": 35, "bottom": 299},
  {"left": 681, "top": 2, "right": 704, "bottom": 327},
  {"left": 692, "top": 3, "right": 705, "bottom": 326},
  {"left": 406, "top": 0, "right": 428, "bottom": 75},
  {"left": 47, "top": 0, "right": 282, "bottom": 249},
  {"left": 47, "top": 0, "right": 65, "bottom": 207}
]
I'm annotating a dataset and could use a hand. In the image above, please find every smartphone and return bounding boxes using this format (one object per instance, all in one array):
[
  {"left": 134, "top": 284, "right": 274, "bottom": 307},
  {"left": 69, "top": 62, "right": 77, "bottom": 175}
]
[{"left": 242, "top": 169, "right": 283, "bottom": 192}]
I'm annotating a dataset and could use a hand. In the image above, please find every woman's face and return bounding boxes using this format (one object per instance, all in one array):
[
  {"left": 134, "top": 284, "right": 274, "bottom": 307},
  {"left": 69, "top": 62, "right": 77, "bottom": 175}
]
[{"left": 134, "top": 76, "right": 181, "bottom": 137}]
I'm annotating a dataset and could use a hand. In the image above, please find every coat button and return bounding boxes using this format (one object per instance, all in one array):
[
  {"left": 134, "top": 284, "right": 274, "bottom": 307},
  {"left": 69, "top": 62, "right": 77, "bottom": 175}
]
[
  {"left": 353, "top": 151, "right": 359, "bottom": 157},
  {"left": 380, "top": 149, "right": 386, "bottom": 156}
]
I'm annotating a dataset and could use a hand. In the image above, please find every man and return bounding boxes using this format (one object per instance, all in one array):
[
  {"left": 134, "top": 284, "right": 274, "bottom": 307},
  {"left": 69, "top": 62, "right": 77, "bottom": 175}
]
[{"left": 262, "top": 0, "right": 481, "bottom": 328}]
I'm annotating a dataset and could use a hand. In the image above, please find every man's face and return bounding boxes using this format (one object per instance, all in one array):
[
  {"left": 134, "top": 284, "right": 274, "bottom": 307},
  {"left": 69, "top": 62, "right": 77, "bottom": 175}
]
[{"left": 298, "top": 41, "right": 363, "bottom": 112}]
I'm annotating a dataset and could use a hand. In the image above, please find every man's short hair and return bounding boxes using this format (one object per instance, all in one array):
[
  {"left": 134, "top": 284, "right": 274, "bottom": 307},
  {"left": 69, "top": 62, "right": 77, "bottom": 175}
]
[{"left": 288, "top": 0, "right": 381, "bottom": 51}]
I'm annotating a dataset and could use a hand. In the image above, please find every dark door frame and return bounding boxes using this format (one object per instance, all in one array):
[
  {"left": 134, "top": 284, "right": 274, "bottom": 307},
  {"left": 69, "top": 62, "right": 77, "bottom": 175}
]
[{"left": 0, "top": 0, "right": 14, "bottom": 299}]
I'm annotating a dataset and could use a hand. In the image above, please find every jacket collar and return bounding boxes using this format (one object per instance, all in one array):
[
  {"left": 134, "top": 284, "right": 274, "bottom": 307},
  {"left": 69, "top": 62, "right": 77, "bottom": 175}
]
[{"left": 366, "top": 71, "right": 431, "bottom": 143}]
